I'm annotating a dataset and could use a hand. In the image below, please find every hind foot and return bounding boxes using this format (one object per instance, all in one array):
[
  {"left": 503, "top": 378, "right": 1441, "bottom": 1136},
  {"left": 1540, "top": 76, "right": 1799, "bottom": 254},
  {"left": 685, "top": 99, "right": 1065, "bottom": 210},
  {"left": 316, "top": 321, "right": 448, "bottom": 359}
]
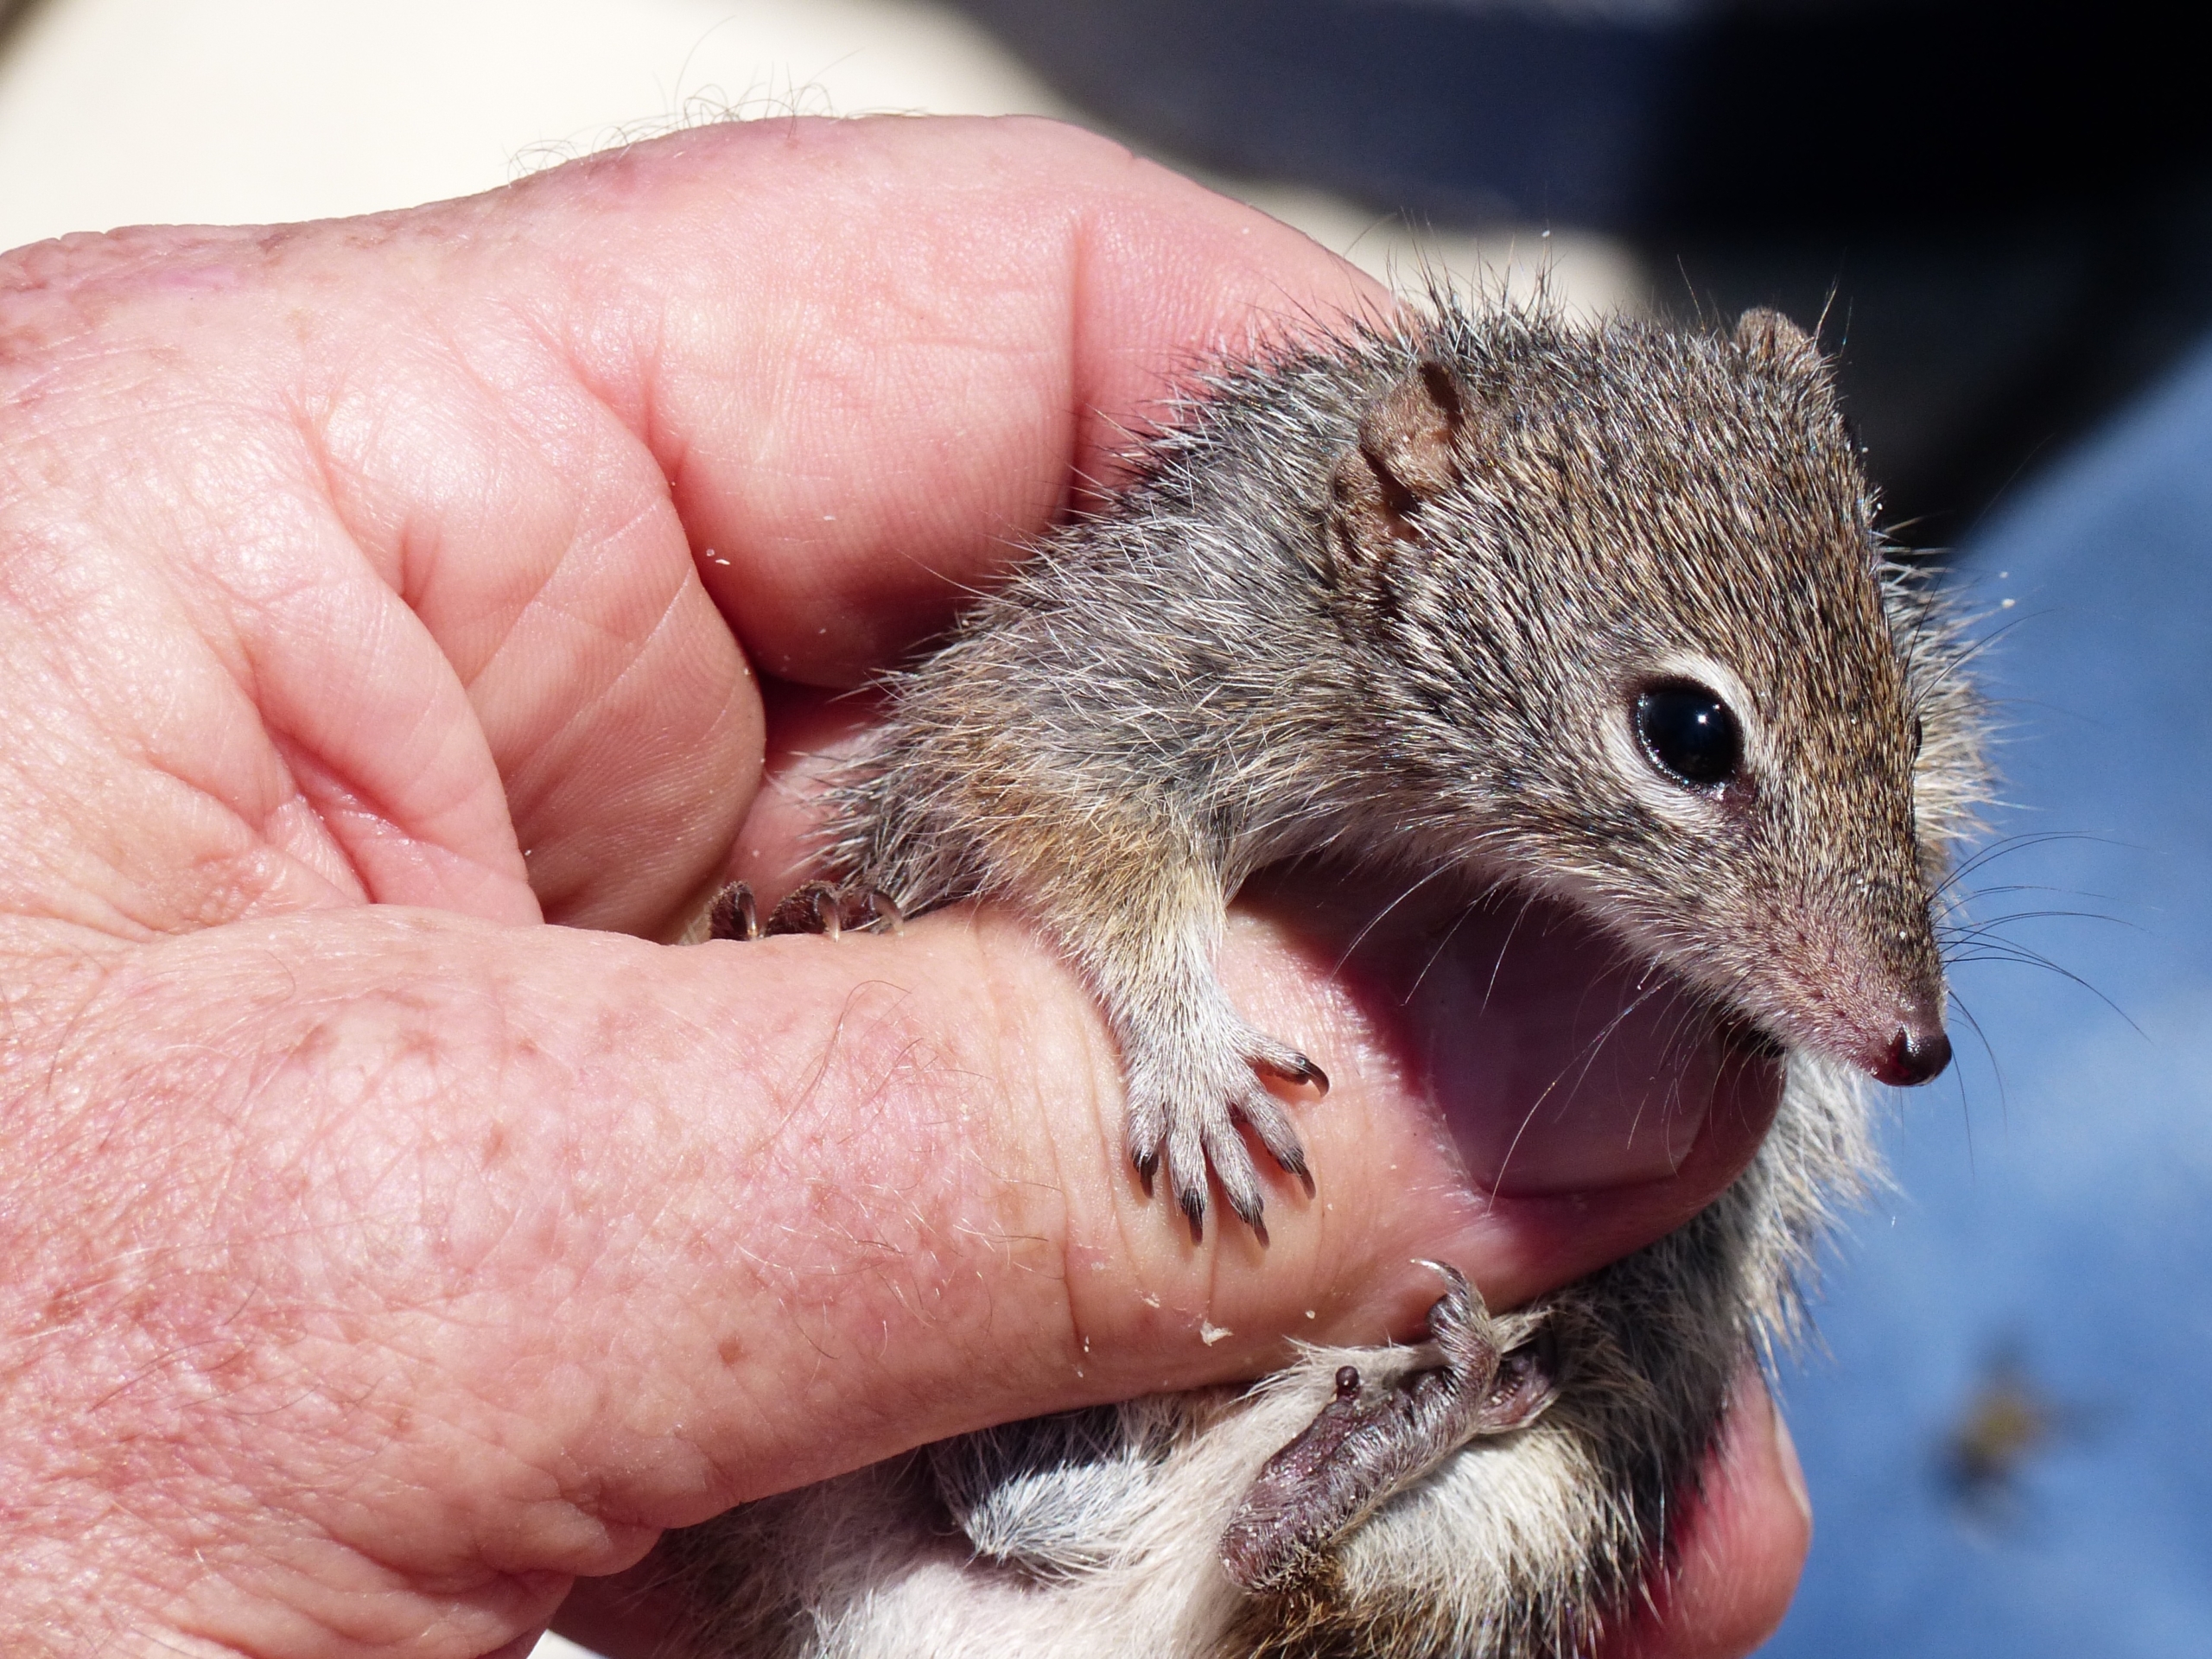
[{"left": 1219, "top": 1264, "right": 1556, "bottom": 1591}]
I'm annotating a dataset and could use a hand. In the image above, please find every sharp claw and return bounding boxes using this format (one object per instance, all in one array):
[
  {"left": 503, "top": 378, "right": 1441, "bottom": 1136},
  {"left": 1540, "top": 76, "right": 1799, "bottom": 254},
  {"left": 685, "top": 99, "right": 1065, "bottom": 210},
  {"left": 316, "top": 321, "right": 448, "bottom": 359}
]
[
  {"left": 1412, "top": 1259, "right": 1473, "bottom": 1301},
  {"left": 766, "top": 882, "right": 847, "bottom": 937},
  {"left": 1222, "top": 1255, "right": 1548, "bottom": 1591},
  {"left": 1252, "top": 1133, "right": 1316, "bottom": 1198},
  {"left": 1255, "top": 1051, "right": 1329, "bottom": 1096},
  {"left": 707, "top": 882, "right": 760, "bottom": 942},
  {"left": 865, "top": 888, "right": 905, "bottom": 934},
  {"left": 1139, "top": 1033, "right": 1327, "bottom": 1244},
  {"left": 1410, "top": 1261, "right": 1489, "bottom": 1355},
  {"left": 1180, "top": 1188, "right": 1208, "bottom": 1243},
  {"left": 1224, "top": 1182, "right": 1268, "bottom": 1230}
]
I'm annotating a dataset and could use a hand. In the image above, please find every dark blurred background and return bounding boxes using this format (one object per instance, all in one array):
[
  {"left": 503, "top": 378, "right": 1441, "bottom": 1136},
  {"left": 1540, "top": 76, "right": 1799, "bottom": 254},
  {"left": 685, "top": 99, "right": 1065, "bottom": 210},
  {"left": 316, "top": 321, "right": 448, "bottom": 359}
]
[
  {"left": 952, "top": 0, "right": 2212, "bottom": 544},
  {"left": 10, "top": 0, "right": 2204, "bottom": 550}
]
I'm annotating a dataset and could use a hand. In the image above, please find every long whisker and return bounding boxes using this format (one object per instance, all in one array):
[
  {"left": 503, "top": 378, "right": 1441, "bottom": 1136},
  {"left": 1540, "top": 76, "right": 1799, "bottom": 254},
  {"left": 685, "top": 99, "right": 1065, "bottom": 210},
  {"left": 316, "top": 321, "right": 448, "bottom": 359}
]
[
  {"left": 1489, "top": 964, "right": 1687, "bottom": 1192},
  {"left": 1942, "top": 940, "right": 2141, "bottom": 1036},
  {"left": 1937, "top": 910, "right": 2136, "bottom": 946},
  {"left": 1933, "top": 830, "right": 2119, "bottom": 896},
  {"left": 1402, "top": 874, "right": 1533, "bottom": 1011},
  {"left": 1945, "top": 992, "right": 2007, "bottom": 1156},
  {"left": 1327, "top": 860, "right": 1460, "bottom": 979},
  {"left": 1478, "top": 886, "right": 1544, "bottom": 1015}
]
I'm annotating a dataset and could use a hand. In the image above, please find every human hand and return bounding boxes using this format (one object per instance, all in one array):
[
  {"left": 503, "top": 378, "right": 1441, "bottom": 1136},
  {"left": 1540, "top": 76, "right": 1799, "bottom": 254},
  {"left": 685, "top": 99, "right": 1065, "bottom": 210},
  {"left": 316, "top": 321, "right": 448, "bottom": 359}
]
[{"left": 0, "top": 115, "right": 1804, "bottom": 1656}]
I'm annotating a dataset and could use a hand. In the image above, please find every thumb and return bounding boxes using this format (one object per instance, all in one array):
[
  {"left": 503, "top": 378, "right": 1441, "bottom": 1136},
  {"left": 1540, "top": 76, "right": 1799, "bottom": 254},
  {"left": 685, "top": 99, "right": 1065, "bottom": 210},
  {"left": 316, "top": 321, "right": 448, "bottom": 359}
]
[
  {"left": 7, "top": 893, "right": 1485, "bottom": 1650},
  {"left": 16, "top": 855, "right": 1774, "bottom": 1651}
]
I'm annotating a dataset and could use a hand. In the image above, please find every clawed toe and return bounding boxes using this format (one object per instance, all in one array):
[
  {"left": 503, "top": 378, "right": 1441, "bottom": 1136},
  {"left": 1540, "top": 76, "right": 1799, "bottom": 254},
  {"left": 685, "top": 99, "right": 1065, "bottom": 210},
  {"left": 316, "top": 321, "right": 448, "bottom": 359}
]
[
  {"left": 1144, "top": 1103, "right": 1270, "bottom": 1244},
  {"left": 1132, "top": 1147, "right": 1160, "bottom": 1197},
  {"left": 757, "top": 882, "right": 907, "bottom": 939},
  {"left": 768, "top": 881, "right": 843, "bottom": 938},
  {"left": 1411, "top": 1262, "right": 1559, "bottom": 1431},
  {"left": 1178, "top": 1185, "right": 1208, "bottom": 1244},
  {"left": 1125, "top": 1027, "right": 1331, "bottom": 1243},
  {"left": 1252, "top": 1048, "right": 1330, "bottom": 1097},
  {"left": 1232, "top": 1082, "right": 1314, "bottom": 1196},
  {"left": 706, "top": 882, "right": 760, "bottom": 942},
  {"left": 1208, "top": 1137, "right": 1270, "bottom": 1240}
]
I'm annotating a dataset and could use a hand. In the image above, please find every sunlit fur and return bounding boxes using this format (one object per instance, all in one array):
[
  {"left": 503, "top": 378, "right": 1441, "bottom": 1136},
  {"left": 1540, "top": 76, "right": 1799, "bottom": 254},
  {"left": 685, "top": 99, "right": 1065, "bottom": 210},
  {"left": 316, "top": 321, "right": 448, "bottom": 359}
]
[{"left": 669, "top": 300, "right": 1986, "bottom": 1657}]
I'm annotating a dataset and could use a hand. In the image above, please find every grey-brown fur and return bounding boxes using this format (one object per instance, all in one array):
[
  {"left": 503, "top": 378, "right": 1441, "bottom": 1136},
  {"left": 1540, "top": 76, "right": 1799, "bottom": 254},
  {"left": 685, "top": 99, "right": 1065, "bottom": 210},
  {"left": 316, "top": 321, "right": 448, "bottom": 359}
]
[{"left": 670, "top": 300, "right": 1984, "bottom": 1657}]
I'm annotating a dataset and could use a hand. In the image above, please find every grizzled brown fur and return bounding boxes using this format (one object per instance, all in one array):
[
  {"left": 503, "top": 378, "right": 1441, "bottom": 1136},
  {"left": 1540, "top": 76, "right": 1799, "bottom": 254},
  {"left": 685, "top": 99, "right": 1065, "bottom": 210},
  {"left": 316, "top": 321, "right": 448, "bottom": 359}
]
[
  {"left": 820, "top": 300, "right": 1967, "bottom": 1228},
  {"left": 672, "top": 300, "right": 1984, "bottom": 1658}
]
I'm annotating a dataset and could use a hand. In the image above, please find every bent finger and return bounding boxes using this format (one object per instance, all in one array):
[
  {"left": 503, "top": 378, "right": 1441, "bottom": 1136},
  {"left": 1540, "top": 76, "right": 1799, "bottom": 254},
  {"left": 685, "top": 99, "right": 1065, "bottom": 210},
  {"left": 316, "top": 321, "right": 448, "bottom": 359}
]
[{"left": 3, "top": 118, "right": 1381, "bottom": 943}]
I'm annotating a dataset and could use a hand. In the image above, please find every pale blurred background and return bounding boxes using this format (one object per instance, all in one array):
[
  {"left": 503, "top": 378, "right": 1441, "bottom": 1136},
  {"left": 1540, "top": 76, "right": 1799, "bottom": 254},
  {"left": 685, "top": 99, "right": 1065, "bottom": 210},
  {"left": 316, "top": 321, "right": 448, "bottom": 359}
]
[
  {"left": 0, "top": 0, "right": 1640, "bottom": 318},
  {"left": 5, "top": 4, "right": 2209, "bottom": 1656}
]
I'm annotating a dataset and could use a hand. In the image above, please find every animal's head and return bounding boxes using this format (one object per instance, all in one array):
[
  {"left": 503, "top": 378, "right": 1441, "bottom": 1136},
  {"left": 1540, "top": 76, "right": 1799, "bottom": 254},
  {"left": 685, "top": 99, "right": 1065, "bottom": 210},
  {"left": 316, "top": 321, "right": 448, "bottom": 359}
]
[{"left": 1325, "top": 305, "right": 1982, "bottom": 1086}]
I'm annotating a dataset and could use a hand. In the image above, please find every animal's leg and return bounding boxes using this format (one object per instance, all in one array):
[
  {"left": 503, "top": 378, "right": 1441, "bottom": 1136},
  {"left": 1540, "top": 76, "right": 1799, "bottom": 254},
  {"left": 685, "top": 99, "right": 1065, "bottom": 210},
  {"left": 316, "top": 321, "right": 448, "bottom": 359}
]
[
  {"left": 1065, "top": 855, "right": 1325, "bottom": 1239},
  {"left": 704, "top": 834, "right": 1320, "bottom": 1238}
]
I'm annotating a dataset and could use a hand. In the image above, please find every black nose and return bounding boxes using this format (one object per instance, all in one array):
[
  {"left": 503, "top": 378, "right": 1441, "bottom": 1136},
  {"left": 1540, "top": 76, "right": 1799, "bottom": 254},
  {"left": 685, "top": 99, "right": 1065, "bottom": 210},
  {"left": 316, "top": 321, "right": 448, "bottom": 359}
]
[{"left": 1876, "top": 1025, "right": 1952, "bottom": 1087}]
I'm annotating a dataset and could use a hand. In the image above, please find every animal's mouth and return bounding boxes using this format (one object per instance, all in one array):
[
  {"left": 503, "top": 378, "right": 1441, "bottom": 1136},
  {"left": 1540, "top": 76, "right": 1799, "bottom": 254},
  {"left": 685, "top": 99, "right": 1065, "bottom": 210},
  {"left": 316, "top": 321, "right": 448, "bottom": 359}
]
[{"left": 1254, "top": 876, "right": 1787, "bottom": 1200}]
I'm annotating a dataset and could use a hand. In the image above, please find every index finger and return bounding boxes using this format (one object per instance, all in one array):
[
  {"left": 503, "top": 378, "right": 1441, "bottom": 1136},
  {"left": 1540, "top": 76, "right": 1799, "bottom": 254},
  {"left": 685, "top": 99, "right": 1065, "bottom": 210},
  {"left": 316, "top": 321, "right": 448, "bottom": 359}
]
[{"left": 3, "top": 116, "right": 1383, "bottom": 939}]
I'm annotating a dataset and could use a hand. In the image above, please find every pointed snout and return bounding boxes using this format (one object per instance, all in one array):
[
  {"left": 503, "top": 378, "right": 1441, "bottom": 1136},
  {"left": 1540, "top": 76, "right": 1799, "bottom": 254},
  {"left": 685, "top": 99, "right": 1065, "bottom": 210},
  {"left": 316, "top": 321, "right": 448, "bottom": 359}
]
[{"left": 1872, "top": 1020, "right": 1952, "bottom": 1087}]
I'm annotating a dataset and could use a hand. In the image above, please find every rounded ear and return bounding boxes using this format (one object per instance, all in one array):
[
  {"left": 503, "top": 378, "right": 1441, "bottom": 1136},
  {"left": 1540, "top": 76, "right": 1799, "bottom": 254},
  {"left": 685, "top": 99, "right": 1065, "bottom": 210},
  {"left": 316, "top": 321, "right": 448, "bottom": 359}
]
[
  {"left": 1329, "top": 359, "right": 1475, "bottom": 564},
  {"left": 1733, "top": 307, "right": 1819, "bottom": 369}
]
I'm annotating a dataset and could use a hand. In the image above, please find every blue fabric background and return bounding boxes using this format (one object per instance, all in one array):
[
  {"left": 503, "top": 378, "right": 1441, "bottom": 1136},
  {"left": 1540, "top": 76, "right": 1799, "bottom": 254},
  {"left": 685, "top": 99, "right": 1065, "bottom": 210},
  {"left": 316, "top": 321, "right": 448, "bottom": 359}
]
[{"left": 1770, "top": 337, "right": 2212, "bottom": 1652}]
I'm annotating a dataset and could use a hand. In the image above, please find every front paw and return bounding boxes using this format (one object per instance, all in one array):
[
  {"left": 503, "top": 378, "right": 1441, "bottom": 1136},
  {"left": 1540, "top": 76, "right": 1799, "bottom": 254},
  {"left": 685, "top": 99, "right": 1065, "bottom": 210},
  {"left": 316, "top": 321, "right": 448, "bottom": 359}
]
[{"left": 1124, "top": 1021, "right": 1326, "bottom": 1242}]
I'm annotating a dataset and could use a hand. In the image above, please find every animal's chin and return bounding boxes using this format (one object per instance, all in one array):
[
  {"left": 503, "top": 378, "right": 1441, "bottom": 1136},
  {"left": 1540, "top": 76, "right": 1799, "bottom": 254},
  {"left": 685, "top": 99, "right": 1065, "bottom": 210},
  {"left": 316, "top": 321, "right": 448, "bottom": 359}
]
[
  {"left": 1248, "top": 874, "right": 1787, "bottom": 1199},
  {"left": 1717, "top": 1012, "right": 1790, "bottom": 1064}
]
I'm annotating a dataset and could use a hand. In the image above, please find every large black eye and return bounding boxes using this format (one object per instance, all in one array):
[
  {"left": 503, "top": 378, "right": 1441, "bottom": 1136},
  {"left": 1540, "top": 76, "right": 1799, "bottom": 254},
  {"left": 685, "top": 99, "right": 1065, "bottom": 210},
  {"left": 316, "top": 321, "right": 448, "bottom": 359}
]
[{"left": 1634, "top": 681, "right": 1742, "bottom": 790}]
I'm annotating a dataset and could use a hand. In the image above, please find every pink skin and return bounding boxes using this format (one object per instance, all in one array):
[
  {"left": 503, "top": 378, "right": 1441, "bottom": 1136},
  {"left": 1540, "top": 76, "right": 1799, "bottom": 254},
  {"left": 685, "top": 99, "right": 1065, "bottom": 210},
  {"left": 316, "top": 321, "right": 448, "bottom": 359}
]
[{"left": 0, "top": 117, "right": 1801, "bottom": 1656}]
